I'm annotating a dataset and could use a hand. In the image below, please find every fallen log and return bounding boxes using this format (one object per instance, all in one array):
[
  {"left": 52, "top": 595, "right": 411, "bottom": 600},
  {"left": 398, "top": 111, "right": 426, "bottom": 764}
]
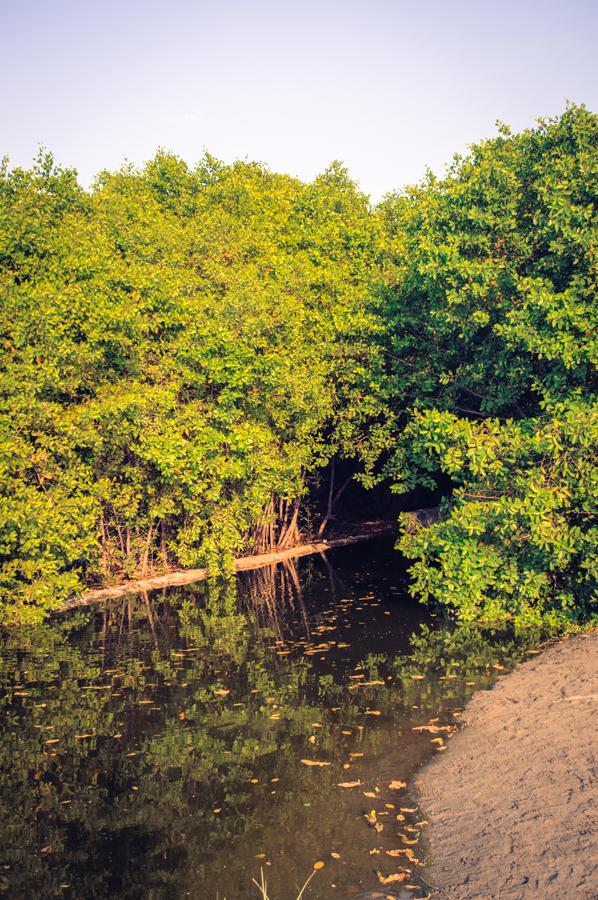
[{"left": 59, "top": 522, "right": 396, "bottom": 613}]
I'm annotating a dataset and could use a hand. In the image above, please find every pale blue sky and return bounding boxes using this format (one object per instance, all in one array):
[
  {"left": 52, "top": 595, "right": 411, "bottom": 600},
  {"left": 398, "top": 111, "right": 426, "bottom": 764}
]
[{"left": 1, "top": 0, "right": 596, "bottom": 199}]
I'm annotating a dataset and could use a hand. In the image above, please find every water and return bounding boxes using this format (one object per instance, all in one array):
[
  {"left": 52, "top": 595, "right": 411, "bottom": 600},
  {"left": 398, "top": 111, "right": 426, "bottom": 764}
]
[{"left": 0, "top": 539, "right": 542, "bottom": 899}]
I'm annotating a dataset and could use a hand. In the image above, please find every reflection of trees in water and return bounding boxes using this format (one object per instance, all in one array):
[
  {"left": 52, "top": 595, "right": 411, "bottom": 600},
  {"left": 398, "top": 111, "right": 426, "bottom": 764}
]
[
  {"left": 74, "top": 549, "right": 350, "bottom": 657},
  {"left": 241, "top": 559, "right": 311, "bottom": 641},
  {"left": 0, "top": 578, "right": 546, "bottom": 899}
]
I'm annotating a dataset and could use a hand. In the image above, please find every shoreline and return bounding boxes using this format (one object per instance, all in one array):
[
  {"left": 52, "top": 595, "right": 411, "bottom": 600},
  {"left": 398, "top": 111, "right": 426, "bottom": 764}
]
[
  {"left": 415, "top": 630, "right": 598, "bottom": 898},
  {"left": 59, "top": 522, "right": 396, "bottom": 613}
]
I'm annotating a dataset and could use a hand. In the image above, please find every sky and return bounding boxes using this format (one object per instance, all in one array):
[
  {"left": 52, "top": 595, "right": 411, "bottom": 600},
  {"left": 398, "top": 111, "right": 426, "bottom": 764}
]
[{"left": 1, "top": 0, "right": 596, "bottom": 200}]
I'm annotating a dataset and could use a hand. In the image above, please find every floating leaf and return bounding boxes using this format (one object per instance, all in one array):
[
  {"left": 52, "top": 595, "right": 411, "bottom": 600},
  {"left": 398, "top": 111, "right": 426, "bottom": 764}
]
[
  {"left": 337, "top": 780, "right": 361, "bottom": 788},
  {"left": 330, "top": 852, "right": 341, "bottom": 859},
  {"left": 412, "top": 724, "right": 452, "bottom": 733},
  {"left": 313, "top": 861, "right": 325, "bottom": 870},
  {"left": 301, "top": 759, "right": 330, "bottom": 767},
  {"left": 377, "top": 871, "right": 407, "bottom": 884},
  {"left": 388, "top": 780, "right": 406, "bottom": 790}
]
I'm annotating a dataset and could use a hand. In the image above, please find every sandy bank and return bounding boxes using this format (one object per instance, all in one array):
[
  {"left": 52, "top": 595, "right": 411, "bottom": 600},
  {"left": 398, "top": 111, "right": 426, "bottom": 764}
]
[{"left": 415, "top": 631, "right": 597, "bottom": 899}]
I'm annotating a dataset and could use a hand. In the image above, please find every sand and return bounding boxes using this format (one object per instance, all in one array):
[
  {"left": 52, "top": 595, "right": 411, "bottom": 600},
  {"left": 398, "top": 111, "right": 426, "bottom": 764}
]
[{"left": 415, "top": 631, "right": 598, "bottom": 899}]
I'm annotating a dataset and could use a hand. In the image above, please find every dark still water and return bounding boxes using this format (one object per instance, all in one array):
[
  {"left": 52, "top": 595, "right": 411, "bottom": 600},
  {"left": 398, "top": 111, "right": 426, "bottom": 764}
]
[{"left": 0, "top": 539, "right": 542, "bottom": 899}]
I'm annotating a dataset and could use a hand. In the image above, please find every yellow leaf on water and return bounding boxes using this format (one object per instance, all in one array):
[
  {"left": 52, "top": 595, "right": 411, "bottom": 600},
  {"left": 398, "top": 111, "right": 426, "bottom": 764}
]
[
  {"left": 412, "top": 724, "right": 452, "bottom": 733},
  {"left": 350, "top": 752, "right": 364, "bottom": 757},
  {"left": 365, "top": 710, "right": 381, "bottom": 716},
  {"left": 301, "top": 759, "right": 330, "bottom": 767},
  {"left": 313, "top": 861, "right": 325, "bottom": 870},
  {"left": 388, "top": 780, "right": 406, "bottom": 790},
  {"left": 363, "top": 791, "right": 377, "bottom": 798},
  {"left": 330, "top": 852, "right": 341, "bottom": 859},
  {"left": 377, "top": 871, "right": 407, "bottom": 885},
  {"left": 337, "top": 781, "right": 361, "bottom": 788},
  {"left": 401, "top": 807, "right": 417, "bottom": 813}
]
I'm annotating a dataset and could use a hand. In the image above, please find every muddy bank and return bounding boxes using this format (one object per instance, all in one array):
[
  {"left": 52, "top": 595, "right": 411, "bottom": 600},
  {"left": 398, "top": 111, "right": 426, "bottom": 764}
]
[{"left": 416, "top": 631, "right": 597, "bottom": 899}]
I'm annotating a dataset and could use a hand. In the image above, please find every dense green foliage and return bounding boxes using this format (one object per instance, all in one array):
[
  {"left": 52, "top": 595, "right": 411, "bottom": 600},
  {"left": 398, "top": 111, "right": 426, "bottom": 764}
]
[
  {"left": 377, "top": 105, "right": 597, "bottom": 625},
  {"left": 1, "top": 105, "right": 596, "bottom": 624},
  {"left": 0, "top": 153, "right": 383, "bottom": 621}
]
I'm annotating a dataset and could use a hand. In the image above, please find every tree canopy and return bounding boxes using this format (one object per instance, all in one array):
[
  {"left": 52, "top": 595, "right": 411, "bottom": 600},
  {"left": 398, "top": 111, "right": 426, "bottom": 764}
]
[{"left": 0, "top": 105, "right": 596, "bottom": 625}]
